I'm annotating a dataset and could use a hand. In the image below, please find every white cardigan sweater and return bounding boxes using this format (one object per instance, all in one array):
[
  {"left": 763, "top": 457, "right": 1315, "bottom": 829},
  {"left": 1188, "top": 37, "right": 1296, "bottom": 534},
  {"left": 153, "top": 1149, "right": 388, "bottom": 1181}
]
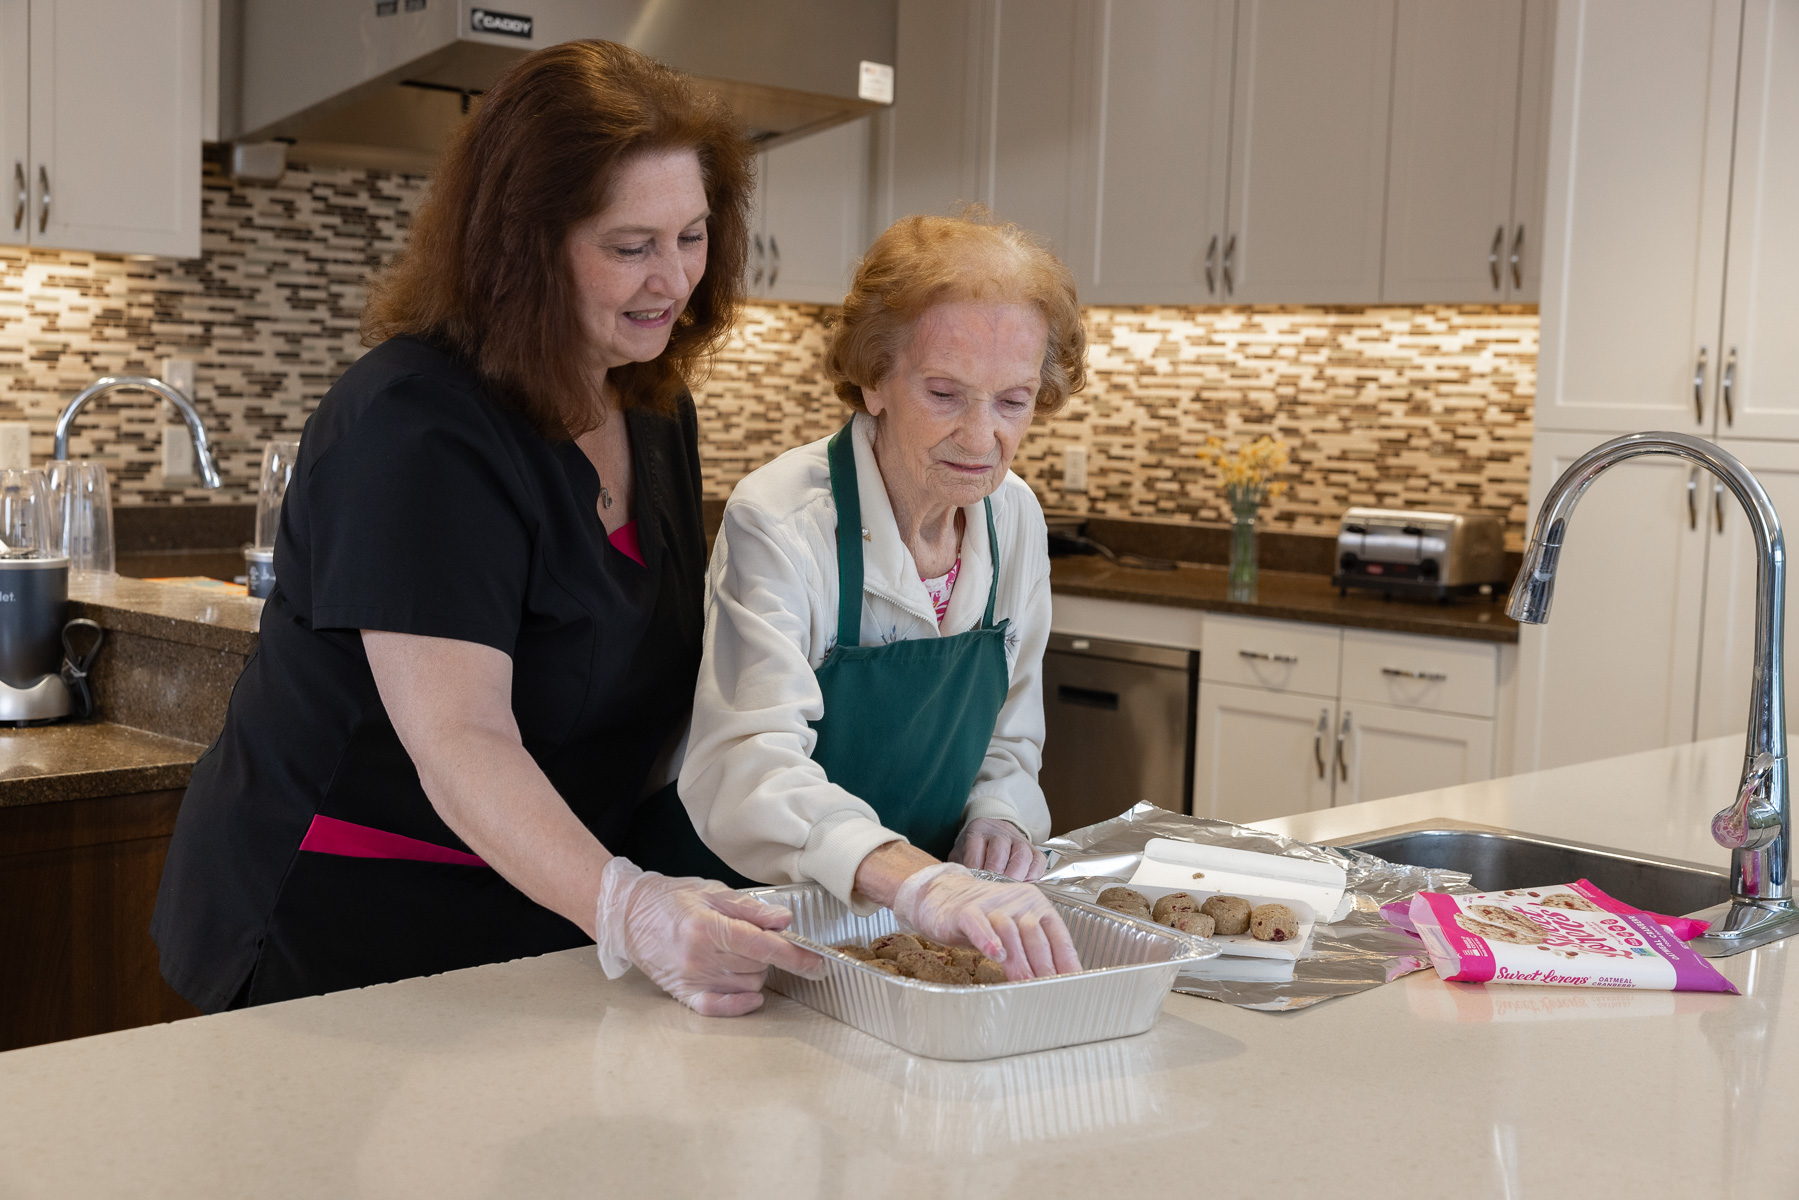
[{"left": 679, "top": 413, "right": 1053, "bottom": 907}]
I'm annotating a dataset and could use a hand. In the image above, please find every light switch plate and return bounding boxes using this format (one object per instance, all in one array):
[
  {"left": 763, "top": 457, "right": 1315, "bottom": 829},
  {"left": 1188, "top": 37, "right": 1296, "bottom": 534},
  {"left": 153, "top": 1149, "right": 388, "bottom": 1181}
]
[
  {"left": 1063, "top": 444, "right": 1089, "bottom": 493},
  {"left": 162, "top": 426, "right": 195, "bottom": 480},
  {"left": 160, "top": 357, "right": 196, "bottom": 400},
  {"left": 0, "top": 422, "right": 29, "bottom": 470}
]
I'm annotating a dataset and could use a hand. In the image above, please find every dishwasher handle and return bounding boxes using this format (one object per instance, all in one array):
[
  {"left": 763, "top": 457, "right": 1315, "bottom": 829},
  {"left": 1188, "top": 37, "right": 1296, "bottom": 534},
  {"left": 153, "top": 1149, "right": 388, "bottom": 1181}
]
[{"left": 1056, "top": 684, "right": 1120, "bottom": 711}]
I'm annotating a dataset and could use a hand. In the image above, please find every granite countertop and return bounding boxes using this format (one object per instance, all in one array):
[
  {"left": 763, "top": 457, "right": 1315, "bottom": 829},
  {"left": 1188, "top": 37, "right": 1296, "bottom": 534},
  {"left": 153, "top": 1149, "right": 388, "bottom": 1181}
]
[
  {"left": 70, "top": 573, "right": 262, "bottom": 656},
  {"left": 1, "top": 736, "right": 1792, "bottom": 1196},
  {"left": 1050, "top": 555, "right": 1521, "bottom": 644},
  {"left": 0, "top": 723, "right": 205, "bottom": 806}
]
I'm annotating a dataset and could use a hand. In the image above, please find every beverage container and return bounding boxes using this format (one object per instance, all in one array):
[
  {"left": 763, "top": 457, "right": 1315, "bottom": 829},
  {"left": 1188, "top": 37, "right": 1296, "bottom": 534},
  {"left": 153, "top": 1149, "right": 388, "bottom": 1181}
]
[
  {"left": 248, "top": 439, "right": 299, "bottom": 600},
  {"left": 48, "top": 459, "right": 114, "bottom": 578}
]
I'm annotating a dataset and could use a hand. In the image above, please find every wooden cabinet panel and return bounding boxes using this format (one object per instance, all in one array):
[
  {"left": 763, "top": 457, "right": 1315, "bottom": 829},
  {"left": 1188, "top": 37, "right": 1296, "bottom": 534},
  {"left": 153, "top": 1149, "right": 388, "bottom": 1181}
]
[
  {"left": 879, "top": 0, "right": 990, "bottom": 226},
  {"left": 0, "top": 790, "right": 200, "bottom": 1052},
  {"left": 1195, "top": 682, "right": 1335, "bottom": 823},
  {"left": 1340, "top": 627, "right": 1500, "bottom": 718},
  {"left": 1714, "top": 0, "right": 1799, "bottom": 441},
  {"left": 1533, "top": 0, "right": 1741, "bottom": 435},
  {"left": 761, "top": 117, "right": 870, "bottom": 304},
  {"left": 1334, "top": 701, "right": 1496, "bottom": 807},
  {"left": 1200, "top": 613, "right": 1342, "bottom": 698},
  {"left": 0, "top": 0, "right": 25, "bottom": 249},
  {"left": 1514, "top": 432, "right": 1708, "bottom": 772},
  {"left": 1505, "top": 0, "right": 1555, "bottom": 302},
  {"left": 1087, "top": 0, "right": 1234, "bottom": 304},
  {"left": 29, "top": 0, "right": 201, "bottom": 257},
  {"left": 1381, "top": 0, "right": 1525, "bottom": 303},
  {"left": 989, "top": 0, "right": 1093, "bottom": 264},
  {"left": 1224, "top": 0, "right": 1396, "bottom": 303}
]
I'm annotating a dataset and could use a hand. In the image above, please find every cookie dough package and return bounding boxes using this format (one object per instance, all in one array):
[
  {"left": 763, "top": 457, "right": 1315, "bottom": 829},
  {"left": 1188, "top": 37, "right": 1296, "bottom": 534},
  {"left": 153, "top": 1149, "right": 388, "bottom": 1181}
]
[{"left": 1406, "top": 885, "right": 1738, "bottom": 993}]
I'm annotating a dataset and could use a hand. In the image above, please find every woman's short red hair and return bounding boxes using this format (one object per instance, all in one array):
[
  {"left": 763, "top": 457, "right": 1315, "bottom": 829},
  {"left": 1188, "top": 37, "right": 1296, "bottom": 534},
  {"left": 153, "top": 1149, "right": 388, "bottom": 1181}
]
[
  {"left": 825, "top": 210, "right": 1085, "bottom": 416},
  {"left": 362, "top": 39, "right": 754, "bottom": 437}
]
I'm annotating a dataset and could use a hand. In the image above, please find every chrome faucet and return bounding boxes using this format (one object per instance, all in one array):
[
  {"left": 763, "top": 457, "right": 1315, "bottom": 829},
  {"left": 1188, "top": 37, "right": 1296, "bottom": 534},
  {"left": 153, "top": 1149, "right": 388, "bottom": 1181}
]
[
  {"left": 54, "top": 375, "right": 222, "bottom": 489},
  {"left": 1510, "top": 431, "right": 1799, "bottom": 956}
]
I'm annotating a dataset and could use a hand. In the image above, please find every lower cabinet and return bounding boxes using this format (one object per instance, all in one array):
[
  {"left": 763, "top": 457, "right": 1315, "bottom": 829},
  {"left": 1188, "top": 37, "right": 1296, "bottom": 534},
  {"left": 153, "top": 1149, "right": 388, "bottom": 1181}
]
[
  {"left": 1195, "top": 681, "right": 1336, "bottom": 824},
  {"left": 1333, "top": 700, "right": 1496, "bottom": 808}
]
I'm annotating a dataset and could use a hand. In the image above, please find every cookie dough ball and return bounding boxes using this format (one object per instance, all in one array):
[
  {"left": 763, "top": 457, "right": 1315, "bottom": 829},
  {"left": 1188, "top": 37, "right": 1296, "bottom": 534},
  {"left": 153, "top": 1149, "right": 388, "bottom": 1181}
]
[
  {"left": 1200, "top": 895, "right": 1252, "bottom": 936},
  {"left": 1249, "top": 903, "right": 1299, "bottom": 943},
  {"left": 1169, "top": 911, "right": 1216, "bottom": 938},
  {"left": 897, "top": 949, "right": 972, "bottom": 985},
  {"left": 915, "top": 938, "right": 950, "bottom": 953},
  {"left": 835, "top": 943, "right": 876, "bottom": 961},
  {"left": 972, "top": 958, "right": 1009, "bottom": 985},
  {"left": 866, "top": 958, "right": 903, "bottom": 975},
  {"left": 871, "top": 933, "right": 923, "bottom": 960},
  {"left": 945, "top": 946, "right": 983, "bottom": 973},
  {"left": 1152, "top": 892, "right": 1202, "bottom": 925},
  {"left": 1098, "top": 887, "right": 1154, "bottom": 920}
]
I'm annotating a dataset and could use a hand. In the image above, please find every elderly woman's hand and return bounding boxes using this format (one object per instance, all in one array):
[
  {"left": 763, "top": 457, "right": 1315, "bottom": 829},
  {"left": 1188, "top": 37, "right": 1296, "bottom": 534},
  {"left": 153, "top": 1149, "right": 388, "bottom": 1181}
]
[
  {"left": 949, "top": 817, "right": 1047, "bottom": 881},
  {"left": 893, "top": 862, "right": 1082, "bottom": 981},
  {"left": 595, "top": 857, "right": 826, "bottom": 1016}
]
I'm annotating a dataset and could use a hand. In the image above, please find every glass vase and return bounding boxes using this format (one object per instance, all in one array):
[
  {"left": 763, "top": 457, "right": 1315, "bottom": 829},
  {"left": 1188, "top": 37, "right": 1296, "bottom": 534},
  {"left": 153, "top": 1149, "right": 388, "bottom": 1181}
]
[{"left": 1227, "top": 500, "right": 1259, "bottom": 602}]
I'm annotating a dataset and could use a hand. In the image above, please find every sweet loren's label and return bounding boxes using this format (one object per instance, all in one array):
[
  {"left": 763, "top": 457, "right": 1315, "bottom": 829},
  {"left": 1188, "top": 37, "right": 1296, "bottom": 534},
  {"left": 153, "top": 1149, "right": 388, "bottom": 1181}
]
[{"left": 470, "top": 7, "right": 532, "bottom": 37}]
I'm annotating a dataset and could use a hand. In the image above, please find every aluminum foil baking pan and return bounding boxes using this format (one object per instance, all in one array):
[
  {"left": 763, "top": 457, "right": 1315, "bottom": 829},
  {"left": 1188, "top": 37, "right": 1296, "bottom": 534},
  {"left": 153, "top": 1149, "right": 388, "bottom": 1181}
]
[{"left": 748, "top": 879, "right": 1219, "bottom": 1061}]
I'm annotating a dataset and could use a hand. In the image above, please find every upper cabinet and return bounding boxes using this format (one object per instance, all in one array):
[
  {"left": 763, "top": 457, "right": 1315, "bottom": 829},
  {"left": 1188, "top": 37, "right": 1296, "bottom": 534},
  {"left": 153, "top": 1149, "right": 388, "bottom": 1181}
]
[
  {"left": 752, "top": 117, "right": 871, "bottom": 305},
  {"left": 0, "top": 0, "right": 202, "bottom": 258},
  {"left": 1223, "top": 0, "right": 1395, "bottom": 304}
]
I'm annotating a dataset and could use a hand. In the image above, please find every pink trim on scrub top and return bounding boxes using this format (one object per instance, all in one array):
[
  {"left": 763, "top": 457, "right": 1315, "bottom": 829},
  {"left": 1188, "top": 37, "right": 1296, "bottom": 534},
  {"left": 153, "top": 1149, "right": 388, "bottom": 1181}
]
[
  {"left": 298, "top": 814, "right": 488, "bottom": 866},
  {"left": 608, "top": 519, "right": 644, "bottom": 566}
]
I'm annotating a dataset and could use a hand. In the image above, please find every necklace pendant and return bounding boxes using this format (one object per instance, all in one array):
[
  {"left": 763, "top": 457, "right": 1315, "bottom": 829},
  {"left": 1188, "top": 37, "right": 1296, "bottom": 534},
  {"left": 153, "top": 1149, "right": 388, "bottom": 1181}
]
[{"left": 600, "top": 485, "right": 613, "bottom": 510}]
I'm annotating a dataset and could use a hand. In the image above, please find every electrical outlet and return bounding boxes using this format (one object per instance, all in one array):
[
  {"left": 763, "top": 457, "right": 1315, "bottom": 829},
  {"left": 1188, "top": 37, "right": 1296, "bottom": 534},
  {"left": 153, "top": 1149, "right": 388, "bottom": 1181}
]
[
  {"left": 0, "top": 422, "right": 29, "bottom": 470},
  {"left": 162, "top": 426, "right": 195, "bottom": 481},
  {"left": 160, "top": 356, "right": 196, "bottom": 400},
  {"left": 1063, "top": 444, "right": 1089, "bottom": 493}
]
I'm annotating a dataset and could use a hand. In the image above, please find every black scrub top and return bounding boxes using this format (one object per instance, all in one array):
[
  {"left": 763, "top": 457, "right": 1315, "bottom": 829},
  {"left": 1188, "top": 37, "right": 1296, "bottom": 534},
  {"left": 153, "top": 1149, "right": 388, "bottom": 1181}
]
[{"left": 150, "top": 336, "right": 708, "bottom": 1013}]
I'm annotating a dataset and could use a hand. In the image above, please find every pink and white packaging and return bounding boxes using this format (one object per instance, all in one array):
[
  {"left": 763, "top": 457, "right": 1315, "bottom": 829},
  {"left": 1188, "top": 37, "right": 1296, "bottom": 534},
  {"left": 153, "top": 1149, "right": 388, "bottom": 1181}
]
[{"left": 1403, "top": 882, "right": 1738, "bottom": 993}]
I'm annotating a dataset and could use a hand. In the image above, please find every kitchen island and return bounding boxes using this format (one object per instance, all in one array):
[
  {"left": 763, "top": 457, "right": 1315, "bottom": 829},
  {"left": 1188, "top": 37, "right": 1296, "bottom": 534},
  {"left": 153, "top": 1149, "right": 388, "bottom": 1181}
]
[{"left": 0, "top": 734, "right": 1790, "bottom": 1197}]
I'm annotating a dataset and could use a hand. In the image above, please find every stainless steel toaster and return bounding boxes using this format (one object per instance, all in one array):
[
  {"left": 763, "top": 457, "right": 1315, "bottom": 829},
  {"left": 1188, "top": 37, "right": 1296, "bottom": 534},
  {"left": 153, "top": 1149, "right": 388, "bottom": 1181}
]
[{"left": 1331, "top": 507, "right": 1507, "bottom": 601}]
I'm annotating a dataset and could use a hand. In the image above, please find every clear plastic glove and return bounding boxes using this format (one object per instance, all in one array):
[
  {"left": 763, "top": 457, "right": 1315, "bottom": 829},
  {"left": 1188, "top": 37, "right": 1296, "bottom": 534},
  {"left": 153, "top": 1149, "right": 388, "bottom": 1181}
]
[
  {"left": 893, "top": 862, "right": 1082, "bottom": 981},
  {"left": 949, "top": 817, "right": 1047, "bottom": 880},
  {"left": 594, "top": 857, "right": 826, "bottom": 1017}
]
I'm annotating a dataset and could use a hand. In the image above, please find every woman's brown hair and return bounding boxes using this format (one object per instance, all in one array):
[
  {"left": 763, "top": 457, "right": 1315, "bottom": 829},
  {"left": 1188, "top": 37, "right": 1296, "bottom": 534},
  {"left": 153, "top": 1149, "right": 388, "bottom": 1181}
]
[
  {"left": 825, "top": 210, "right": 1086, "bottom": 417},
  {"left": 363, "top": 40, "right": 754, "bottom": 437}
]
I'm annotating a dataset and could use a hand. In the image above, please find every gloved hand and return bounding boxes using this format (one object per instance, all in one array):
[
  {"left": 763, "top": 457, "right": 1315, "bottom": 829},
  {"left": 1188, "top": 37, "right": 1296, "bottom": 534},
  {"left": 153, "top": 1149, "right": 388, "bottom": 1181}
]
[
  {"left": 893, "top": 862, "right": 1082, "bottom": 981},
  {"left": 594, "top": 857, "right": 826, "bottom": 1017},
  {"left": 949, "top": 817, "right": 1047, "bottom": 880}
]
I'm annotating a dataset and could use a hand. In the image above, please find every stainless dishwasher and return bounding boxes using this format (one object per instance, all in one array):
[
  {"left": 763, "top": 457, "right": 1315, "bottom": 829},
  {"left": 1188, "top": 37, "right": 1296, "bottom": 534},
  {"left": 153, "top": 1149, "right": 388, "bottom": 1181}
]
[{"left": 1038, "top": 633, "right": 1197, "bottom": 834}]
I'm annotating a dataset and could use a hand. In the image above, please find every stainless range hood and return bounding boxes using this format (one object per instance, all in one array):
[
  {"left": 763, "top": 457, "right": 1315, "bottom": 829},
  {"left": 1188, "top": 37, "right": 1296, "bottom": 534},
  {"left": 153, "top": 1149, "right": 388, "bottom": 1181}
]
[{"left": 217, "top": 0, "right": 896, "bottom": 172}]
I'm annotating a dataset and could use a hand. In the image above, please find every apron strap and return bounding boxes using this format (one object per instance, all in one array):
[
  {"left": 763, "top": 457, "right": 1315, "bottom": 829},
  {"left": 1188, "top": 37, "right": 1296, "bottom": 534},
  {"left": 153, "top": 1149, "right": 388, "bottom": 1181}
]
[
  {"left": 827, "top": 420, "right": 864, "bottom": 651},
  {"left": 981, "top": 495, "right": 1000, "bottom": 630}
]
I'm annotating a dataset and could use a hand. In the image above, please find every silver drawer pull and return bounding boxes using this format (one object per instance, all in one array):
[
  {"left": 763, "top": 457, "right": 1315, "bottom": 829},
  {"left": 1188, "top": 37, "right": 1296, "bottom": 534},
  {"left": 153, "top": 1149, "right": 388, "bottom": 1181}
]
[
  {"left": 1240, "top": 649, "right": 1298, "bottom": 665},
  {"left": 1381, "top": 666, "right": 1447, "bottom": 682}
]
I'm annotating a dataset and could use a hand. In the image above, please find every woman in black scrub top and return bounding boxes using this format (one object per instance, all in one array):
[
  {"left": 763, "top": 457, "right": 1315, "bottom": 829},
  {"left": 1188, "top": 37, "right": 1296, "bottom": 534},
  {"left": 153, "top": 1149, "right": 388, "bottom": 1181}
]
[{"left": 150, "top": 40, "right": 820, "bottom": 1017}]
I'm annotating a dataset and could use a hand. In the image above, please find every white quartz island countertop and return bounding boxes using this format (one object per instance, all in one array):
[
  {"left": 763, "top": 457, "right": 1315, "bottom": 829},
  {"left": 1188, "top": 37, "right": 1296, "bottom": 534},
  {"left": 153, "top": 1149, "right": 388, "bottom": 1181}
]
[{"left": 3, "top": 736, "right": 1796, "bottom": 1198}]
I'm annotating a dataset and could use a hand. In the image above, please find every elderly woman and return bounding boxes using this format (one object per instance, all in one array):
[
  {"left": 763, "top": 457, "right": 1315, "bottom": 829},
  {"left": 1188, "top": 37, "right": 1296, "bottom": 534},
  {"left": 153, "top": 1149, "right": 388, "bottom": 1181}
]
[
  {"left": 152, "top": 40, "right": 819, "bottom": 1017},
  {"left": 677, "top": 214, "right": 1084, "bottom": 979}
]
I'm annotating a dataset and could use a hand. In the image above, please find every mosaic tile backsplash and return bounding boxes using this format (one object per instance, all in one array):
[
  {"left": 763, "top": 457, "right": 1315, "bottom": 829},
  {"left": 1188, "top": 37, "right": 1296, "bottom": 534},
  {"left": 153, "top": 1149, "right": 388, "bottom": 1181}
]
[{"left": 0, "top": 162, "right": 1538, "bottom": 546}]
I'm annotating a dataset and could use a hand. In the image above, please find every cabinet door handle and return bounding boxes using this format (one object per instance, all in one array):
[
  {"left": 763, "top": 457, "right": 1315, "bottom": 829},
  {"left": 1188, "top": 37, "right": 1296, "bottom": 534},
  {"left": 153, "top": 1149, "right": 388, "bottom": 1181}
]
[
  {"left": 1222, "top": 233, "right": 1235, "bottom": 296},
  {"left": 36, "top": 164, "right": 48, "bottom": 234},
  {"left": 751, "top": 234, "right": 764, "bottom": 288},
  {"left": 1715, "top": 480, "right": 1726, "bottom": 533},
  {"left": 1239, "top": 648, "right": 1298, "bottom": 665},
  {"left": 1509, "top": 224, "right": 1525, "bottom": 290},
  {"left": 1204, "top": 234, "right": 1218, "bottom": 295},
  {"left": 11, "top": 162, "right": 22, "bottom": 232},
  {"left": 1688, "top": 468, "right": 1699, "bottom": 530},
  {"left": 1313, "top": 709, "right": 1328, "bottom": 779},
  {"left": 1693, "top": 346, "right": 1708, "bottom": 424},
  {"left": 1722, "top": 347, "right": 1737, "bottom": 426},
  {"left": 1489, "top": 225, "right": 1504, "bottom": 290},
  {"left": 1335, "top": 711, "right": 1351, "bottom": 782},
  {"left": 768, "top": 235, "right": 780, "bottom": 290},
  {"left": 1381, "top": 666, "right": 1447, "bottom": 682}
]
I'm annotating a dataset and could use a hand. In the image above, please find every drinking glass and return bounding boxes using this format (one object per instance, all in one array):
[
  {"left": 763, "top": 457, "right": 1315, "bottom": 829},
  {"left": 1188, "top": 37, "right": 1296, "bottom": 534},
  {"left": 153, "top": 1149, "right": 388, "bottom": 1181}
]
[
  {"left": 0, "top": 468, "right": 55, "bottom": 560},
  {"left": 49, "top": 460, "right": 114, "bottom": 576},
  {"left": 255, "top": 439, "right": 301, "bottom": 549}
]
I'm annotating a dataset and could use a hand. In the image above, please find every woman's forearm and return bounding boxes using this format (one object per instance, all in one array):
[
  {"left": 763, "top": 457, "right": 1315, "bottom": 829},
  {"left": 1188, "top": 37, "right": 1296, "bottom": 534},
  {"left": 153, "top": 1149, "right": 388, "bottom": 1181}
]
[{"left": 851, "top": 840, "right": 940, "bottom": 908}]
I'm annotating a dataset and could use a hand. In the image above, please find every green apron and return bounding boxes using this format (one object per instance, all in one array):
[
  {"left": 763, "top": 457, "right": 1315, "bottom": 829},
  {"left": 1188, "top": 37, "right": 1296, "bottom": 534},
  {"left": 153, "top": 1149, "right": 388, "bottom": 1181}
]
[{"left": 639, "top": 418, "right": 1013, "bottom": 882}]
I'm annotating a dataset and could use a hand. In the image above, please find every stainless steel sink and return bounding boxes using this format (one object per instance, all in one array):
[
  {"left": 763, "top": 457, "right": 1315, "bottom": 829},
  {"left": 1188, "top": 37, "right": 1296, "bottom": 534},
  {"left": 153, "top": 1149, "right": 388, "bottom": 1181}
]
[{"left": 1335, "top": 824, "right": 1731, "bottom": 917}]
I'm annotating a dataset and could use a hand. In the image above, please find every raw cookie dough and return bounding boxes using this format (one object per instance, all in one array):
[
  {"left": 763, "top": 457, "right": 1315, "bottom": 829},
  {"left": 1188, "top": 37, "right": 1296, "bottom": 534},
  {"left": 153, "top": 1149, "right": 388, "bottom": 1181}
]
[
  {"left": 1098, "top": 887, "right": 1154, "bottom": 920},
  {"left": 972, "top": 958, "right": 1009, "bottom": 985},
  {"left": 871, "top": 933, "right": 924, "bottom": 960},
  {"left": 896, "top": 949, "right": 972, "bottom": 984},
  {"left": 836, "top": 939, "right": 1013, "bottom": 985},
  {"left": 1151, "top": 892, "right": 1202, "bottom": 924},
  {"left": 1169, "top": 911, "right": 1216, "bottom": 938},
  {"left": 1249, "top": 903, "right": 1299, "bottom": 942},
  {"left": 1200, "top": 895, "right": 1252, "bottom": 936}
]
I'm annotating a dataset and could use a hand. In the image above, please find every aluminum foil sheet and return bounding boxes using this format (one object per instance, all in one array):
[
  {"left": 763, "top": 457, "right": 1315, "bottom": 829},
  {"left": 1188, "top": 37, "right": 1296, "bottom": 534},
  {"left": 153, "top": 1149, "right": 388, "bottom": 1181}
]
[
  {"left": 749, "top": 878, "right": 1219, "bottom": 1061},
  {"left": 1039, "top": 802, "right": 1475, "bottom": 1012}
]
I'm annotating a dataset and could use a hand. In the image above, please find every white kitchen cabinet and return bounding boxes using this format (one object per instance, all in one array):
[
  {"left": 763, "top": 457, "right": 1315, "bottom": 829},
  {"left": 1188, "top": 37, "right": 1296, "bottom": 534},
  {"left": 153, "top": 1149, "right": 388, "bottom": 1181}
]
[
  {"left": 1085, "top": 0, "right": 1235, "bottom": 304},
  {"left": 0, "top": 0, "right": 26, "bottom": 249},
  {"left": 757, "top": 117, "right": 871, "bottom": 304},
  {"left": 1222, "top": 0, "right": 1396, "bottom": 303},
  {"left": 1513, "top": 432, "right": 1709, "bottom": 772},
  {"left": 1195, "top": 682, "right": 1336, "bottom": 824},
  {"left": 1532, "top": 0, "right": 1742, "bottom": 435},
  {"left": 877, "top": 0, "right": 988, "bottom": 225},
  {"left": 988, "top": 0, "right": 1093, "bottom": 267},
  {"left": 27, "top": 0, "right": 202, "bottom": 258},
  {"left": 1333, "top": 701, "right": 1496, "bottom": 808},
  {"left": 1505, "top": 0, "right": 1555, "bottom": 303},
  {"left": 1380, "top": 0, "right": 1525, "bottom": 303},
  {"left": 1712, "top": 0, "right": 1799, "bottom": 442}
]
